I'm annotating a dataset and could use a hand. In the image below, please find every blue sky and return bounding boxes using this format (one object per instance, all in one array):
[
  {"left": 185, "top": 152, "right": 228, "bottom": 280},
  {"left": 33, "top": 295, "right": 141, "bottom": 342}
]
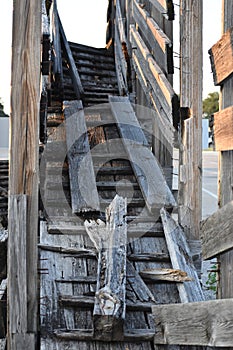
[{"left": 0, "top": 0, "right": 222, "bottom": 114}]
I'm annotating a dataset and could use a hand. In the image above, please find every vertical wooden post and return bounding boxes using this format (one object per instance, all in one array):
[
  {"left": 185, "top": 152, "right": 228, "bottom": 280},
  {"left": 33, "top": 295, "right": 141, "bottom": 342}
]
[
  {"left": 218, "top": 0, "right": 233, "bottom": 299},
  {"left": 178, "top": 0, "right": 203, "bottom": 241},
  {"left": 9, "top": 0, "right": 41, "bottom": 348}
]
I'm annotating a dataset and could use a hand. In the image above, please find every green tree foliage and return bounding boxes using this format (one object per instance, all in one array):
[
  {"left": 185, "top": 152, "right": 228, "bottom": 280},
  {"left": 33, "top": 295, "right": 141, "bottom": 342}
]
[
  {"left": 203, "top": 92, "right": 219, "bottom": 119},
  {"left": 0, "top": 99, "right": 9, "bottom": 118}
]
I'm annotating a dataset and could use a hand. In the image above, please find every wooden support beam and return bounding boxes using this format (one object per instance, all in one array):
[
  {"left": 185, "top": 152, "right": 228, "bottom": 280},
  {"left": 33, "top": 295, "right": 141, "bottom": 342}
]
[
  {"left": 63, "top": 100, "right": 100, "bottom": 213},
  {"left": 209, "top": 27, "right": 233, "bottom": 85},
  {"left": 160, "top": 208, "right": 204, "bottom": 302},
  {"left": 132, "top": 0, "right": 173, "bottom": 74},
  {"left": 217, "top": 0, "right": 233, "bottom": 299},
  {"left": 84, "top": 195, "right": 127, "bottom": 341},
  {"left": 148, "top": 0, "right": 175, "bottom": 21},
  {"left": 214, "top": 105, "right": 233, "bottom": 151},
  {"left": 109, "top": 96, "right": 176, "bottom": 213},
  {"left": 152, "top": 298, "right": 233, "bottom": 346},
  {"left": 58, "top": 13, "right": 84, "bottom": 99},
  {"left": 201, "top": 201, "right": 233, "bottom": 260},
  {"left": 10, "top": 0, "right": 41, "bottom": 345},
  {"left": 179, "top": 0, "right": 203, "bottom": 241}
]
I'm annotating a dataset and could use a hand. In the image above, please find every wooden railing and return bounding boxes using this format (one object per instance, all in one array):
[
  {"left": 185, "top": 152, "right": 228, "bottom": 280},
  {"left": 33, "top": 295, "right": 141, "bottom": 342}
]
[{"left": 112, "top": 0, "right": 178, "bottom": 149}]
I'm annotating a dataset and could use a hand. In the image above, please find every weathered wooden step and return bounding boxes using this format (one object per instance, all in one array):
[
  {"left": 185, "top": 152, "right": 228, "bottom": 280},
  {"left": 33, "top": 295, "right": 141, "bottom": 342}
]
[
  {"left": 65, "top": 65, "right": 117, "bottom": 78},
  {"left": 54, "top": 329, "right": 155, "bottom": 342},
  {"left": 46, "top": 197, "right": 145, "bottom": 208},
  {"left": 128, "top": 253, "right": 170, "bottom": 262},
  {"left": 47, "top": 222, "right": 164, "bottom": 238},
  {"left": 69, "top": 42, "right": 114, "bottom": 57},
  {"left": 38, "top": 244, "right": 97, "bottom": 257},
  {"left": 59, "top": 295, "right": 153, "bottom": 312}
]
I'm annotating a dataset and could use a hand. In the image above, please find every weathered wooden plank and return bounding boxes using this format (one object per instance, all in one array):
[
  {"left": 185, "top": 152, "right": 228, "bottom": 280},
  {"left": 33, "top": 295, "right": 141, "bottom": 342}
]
[
  {"left": 10, "top": 334, "right": 35, "bottom": 350},
  {"left": 54, "top": 328, "right": 155, "bottom": 342},
  {"left": 10, "top": 0, "right": 40, "bottom": 339},
  {"left": 214, "top": 105, "right": 233, "bottom": 151},
  {"left": 109, "top": 96, "right": 176, "bottom": 212},
  {"left": 63, "top": 100, "right": 100, "bottom": 213},
  {"left": 130, "top": 26, "right": 177, "bottom": 126},
  {"left": 152, "top": 298, "right": 233, "bottom": 346},
  {"left": 51, "top": 0, "right": 63, "bottom": 87},
  {"left": 217, "top": 1, "right": 233, "bottom": 299},
  {"left": 59, "top": 294, "right": 153, "bottom": 312},
  {"left": 160, "top": 208, "right": 204, "bottom": 302},
  {"left": 58, "top": 14, "right": 84, "bottom": 99},
  {"left": 132, "top": 0, "right": 173, "bottom": 74},
  {"left": 140, "top": 268, "right": 192, "bottom": 282},
  {"left": 209, "top": 27, "right": 233, "bottom": 85},
  {"left": 126, "top": 260, "right": 155, "bottom": 303},
  {"left": 38, "top": 244, "right": 96, "bottom": 257},
  {"left": 149, "top": 0, "right": 175, "bottom": 21},
  {"left": 0, "top": 339, "right": 6, "bottom": 350},
  {"left": 201, "top": 200, "right": 233, "bottom": 260},
  {"left": 179, "top": 0, "right": 203, "bottom": 242},
  {"left": 84, "top": 195, "right": 127, "bottom": 341},
  {"left": 8, "top": 196, "right": 35, "bottom": 348},
  {"left": 115, "top": 25, "right": 128, "bottom": 95}
]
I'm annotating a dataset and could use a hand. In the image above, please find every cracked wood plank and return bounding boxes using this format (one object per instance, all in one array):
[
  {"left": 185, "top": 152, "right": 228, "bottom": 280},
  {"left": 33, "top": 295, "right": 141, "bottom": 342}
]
[
  {"left": 85, "top": 195, "right": 127, "bottom": 341},
  {"left": 153, "top": 298, "right": 233, "bottom": 346},
  {"left": 109, "top": 95, "right": 176, "bottom": 213},
  {"left": 63, "top": 100, "right": 100, "bottom": 213},
  {"left": 160, "top": 208, "right": 204, "bottom": 302}
]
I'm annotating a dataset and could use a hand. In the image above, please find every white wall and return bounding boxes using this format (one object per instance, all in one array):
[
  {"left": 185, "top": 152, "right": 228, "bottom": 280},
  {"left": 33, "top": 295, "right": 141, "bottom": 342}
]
[{"left": 0, "top": 117, "right": 9, "bottom": 148}]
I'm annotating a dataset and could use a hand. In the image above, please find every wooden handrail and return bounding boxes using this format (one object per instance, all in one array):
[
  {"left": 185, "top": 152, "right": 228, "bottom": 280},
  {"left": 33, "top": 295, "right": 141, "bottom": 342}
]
[{"left": 57, "top": 13, "right": 84, "bottom": 99}]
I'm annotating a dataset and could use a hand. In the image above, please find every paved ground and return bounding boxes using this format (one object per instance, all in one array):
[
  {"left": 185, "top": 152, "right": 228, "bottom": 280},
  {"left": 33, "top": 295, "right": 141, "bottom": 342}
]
[
  {"left": 202, "top": 151, "right": 218, "bottom": 300},
  {"left": 202, "top": 151, "right": 218, "bottom": 219}
]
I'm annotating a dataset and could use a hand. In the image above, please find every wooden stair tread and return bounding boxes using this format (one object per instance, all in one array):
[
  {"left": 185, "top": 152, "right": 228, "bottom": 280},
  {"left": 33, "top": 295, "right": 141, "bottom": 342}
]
[{"left": 54, "top": 328, "right": 155, "bottom": 342}]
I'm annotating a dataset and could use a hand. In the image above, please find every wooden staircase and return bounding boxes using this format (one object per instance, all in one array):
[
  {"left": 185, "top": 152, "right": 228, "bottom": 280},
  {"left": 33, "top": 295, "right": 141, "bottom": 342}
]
[{"left": 40, "top": 60, "right": 204, "bottom": 347}]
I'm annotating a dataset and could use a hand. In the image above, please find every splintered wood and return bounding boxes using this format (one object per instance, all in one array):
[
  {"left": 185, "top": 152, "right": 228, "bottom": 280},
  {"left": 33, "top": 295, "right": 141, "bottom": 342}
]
[
  {"left": 85, "top": 195, "right": 127, "bottom": 341},
  {"left": 63, "top": 100, "right": 100, "bottom": 213},
  {"left": 160, "top": 208, "right": 204, "bottom": 302}
]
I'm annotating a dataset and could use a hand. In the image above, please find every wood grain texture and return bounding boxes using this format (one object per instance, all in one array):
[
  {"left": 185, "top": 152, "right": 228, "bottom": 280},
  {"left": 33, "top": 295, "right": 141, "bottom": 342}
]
[
  {"left": 85, "top": 195, "right": 127, "bottom": 341},
  {"left": 63, "top": 100, "right": 100, "bottom": 213},
  {"left": 10, "top": 0, "right": 41, "bottom": 338},
  {"left": 132, "top": 0, "right": 173, "bottom": 74},
  {"left": 109, "top": 96, "right": 176, "bottom": 212},
  {"left": 153, "top": 298, "right": 233, "bottom": 346},
  {"left": 130, "top": 25, "right": 177, "bottom": 125},
  {"left": 214, "top": 105, "right": 233, "bottom": 151},
  {"left": 160, "top": 208, "right": 204, "bottom": 302},
  {"left": 201, "top": 200, "right": 233, "bottom": 259},
  {"left": 218, "top": 0, "right": 233, "bottom": 300},
  {"left": 179, "top": 0, "right": 203, "bottom": 241},
  {"left": 148, "top": 0, "right": 175, "bottom": 21},
  {"left": 8, "top": 196, "right": 35, "bottom": 349},
  {"left": 209, "top": 27, "right": 233, "bottom": 85}
]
